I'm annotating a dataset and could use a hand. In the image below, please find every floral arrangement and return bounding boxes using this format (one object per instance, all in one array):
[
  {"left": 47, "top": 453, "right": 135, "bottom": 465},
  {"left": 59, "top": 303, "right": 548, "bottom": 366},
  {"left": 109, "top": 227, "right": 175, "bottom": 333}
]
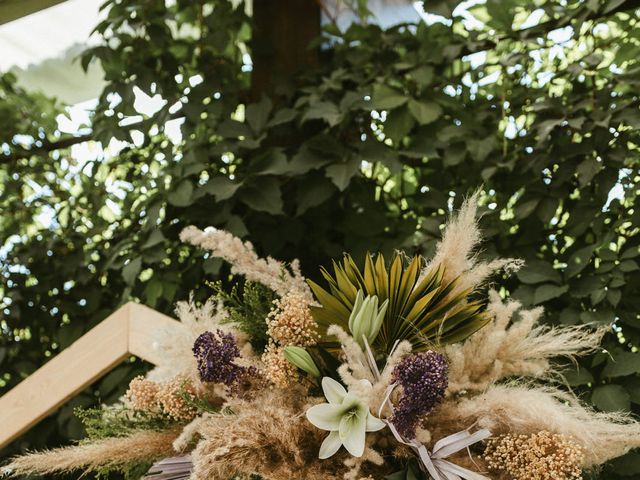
[{"left": 4, "top": 195, "right": 640, "bottom": 480}]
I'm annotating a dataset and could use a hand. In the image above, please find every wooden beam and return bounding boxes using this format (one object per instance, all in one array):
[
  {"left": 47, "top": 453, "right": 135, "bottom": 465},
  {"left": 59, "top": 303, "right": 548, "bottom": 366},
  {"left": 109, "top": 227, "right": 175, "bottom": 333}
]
[
  {"left": 128, "top": 303, "right": 184, "bottom": 366},
  {"left": 0, "top": 302, "right": 182, "bottom": 449},
  {"left": 0, "top": 0, "right": 68, "bottom": 26}
]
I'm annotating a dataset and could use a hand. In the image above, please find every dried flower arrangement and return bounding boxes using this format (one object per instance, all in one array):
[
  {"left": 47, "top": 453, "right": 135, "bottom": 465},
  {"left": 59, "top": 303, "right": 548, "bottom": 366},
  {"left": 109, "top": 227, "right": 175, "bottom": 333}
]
[{"left": 4, "top": 194, "right": 640, "bottom": 480}]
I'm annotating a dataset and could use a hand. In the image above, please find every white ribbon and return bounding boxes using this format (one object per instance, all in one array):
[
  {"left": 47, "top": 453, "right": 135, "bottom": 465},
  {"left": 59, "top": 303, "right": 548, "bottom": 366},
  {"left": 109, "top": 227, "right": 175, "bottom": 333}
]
[{"left": 363, "top": 339, "right": 491, "bottom": 480}]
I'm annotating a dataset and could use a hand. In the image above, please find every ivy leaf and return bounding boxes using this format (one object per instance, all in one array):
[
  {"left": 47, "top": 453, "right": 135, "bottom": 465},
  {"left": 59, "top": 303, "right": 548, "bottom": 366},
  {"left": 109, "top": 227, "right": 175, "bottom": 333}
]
[
  {"left": 122, "top": 257, "right": 142, "bottom": 286},
  {"left": 239, "top": 178, "right": 283, "bottom": 215},
  {"left": 592, "top": 385, "right": 631, "bottom": 412},
  {"left": 373, "top": 84, "right": 408, "bottom": 110},
  {"left": 407, "top": 99, "right": 442, "bottom": 125}
]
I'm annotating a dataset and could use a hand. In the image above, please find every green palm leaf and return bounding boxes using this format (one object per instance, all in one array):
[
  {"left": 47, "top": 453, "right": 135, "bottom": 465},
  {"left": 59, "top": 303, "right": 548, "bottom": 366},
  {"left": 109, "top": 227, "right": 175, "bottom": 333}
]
[{"left": 309, "top": 252, "right": 490, "bottom": 352}]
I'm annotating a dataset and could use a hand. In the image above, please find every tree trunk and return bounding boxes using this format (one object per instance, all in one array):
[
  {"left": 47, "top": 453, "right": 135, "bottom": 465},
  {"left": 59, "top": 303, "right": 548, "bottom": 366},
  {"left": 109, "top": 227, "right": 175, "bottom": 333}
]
[{"left": 251, "top": 0, "right": 321, "bottom": 98}]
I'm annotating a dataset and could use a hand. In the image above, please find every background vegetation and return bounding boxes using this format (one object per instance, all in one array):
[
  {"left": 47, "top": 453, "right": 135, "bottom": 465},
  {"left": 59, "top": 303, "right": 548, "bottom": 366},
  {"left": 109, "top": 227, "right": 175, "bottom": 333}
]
[{"left": 1, "top": 0, "right": 639, "bottom": 477}]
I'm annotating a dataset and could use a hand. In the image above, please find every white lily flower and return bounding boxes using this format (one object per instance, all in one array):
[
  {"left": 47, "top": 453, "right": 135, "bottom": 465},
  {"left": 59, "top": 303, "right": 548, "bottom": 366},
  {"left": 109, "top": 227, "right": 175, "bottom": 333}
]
[{"left": 306, "top": 377, "right": 386, "bottom": 459}]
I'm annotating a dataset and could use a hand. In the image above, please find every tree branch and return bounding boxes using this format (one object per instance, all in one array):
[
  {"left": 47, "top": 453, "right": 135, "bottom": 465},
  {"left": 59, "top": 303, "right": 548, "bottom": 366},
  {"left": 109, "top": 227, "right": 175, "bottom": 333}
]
[{"left": 463, "top": 0, "right": 640, "bottom": 56}]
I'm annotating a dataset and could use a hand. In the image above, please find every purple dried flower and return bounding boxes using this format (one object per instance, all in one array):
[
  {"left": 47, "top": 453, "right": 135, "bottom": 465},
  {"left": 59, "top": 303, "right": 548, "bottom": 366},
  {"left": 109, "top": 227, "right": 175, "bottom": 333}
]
[
  {"left": 193, "top": 329, "right": 256, "bottom": 394},
  {"left": 390, "top": 351, "right": 448, "bottom": 440}
]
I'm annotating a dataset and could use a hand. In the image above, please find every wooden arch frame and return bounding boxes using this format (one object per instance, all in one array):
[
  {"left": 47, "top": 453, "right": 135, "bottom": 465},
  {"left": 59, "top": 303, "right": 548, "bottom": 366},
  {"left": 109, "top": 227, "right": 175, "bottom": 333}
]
[{"left": 0, "top": 302, "right": 182, "bottom": 449}]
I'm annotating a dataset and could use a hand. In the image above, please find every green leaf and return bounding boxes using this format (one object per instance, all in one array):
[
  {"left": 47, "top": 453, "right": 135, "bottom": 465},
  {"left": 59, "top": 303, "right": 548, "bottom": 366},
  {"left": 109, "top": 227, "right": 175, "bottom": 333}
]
[
  {"left": 268, "top": 108, "right": 297, "bottom": 127},
  {"left": 372, "top": 84, "right": 408, "bottom": 110},
  {"left": 612, "top": 452, "right": 640, "bottom": 476},
  {"left": 144, "top": 278, "right": 163, "bottom": 306},
  {"left": 565, "top": 245, "right": 595, "bottom": 278},
  {"left": 517, "top": 260, "right": 562, "bottom": 285},
  {"left": 562, "top": 366, "right": 594, "bottom": 386},
  {"left": 217, "top": 119, "right": 252, "bottom": 138},
  {"left": 410, "top": 65, "right": 435, "bottom": 87},
  {"left": 592, "top": 385, "right": 630, "bottom": 412},
  {"left": 384, "top": 106, "right": 415, "bottom": 143},
  {"left": 122, "top": 257, "right": 142, "bottom": 286},
  {"left": 326, "top": 159, "right": 361, "bottom": 191},
  {"left": 168, "top": 180, "right": 194, "bottom": 207},
  {"left": 603, "top": 351, "right": 640, "bottom": 378},
  {"left": 302, "top": 101, "right": 341, "bottom": 126},
  {"left": 619, "top": 260, "right": 639, "bottom": 272},
  {"left": 202, "top": 176, "right": 242, "bottom": 201},
  {"left": 407, "top": 99, "right": 442, "bottom": 125},
  {"left": 251, "top": 149, "right": 290, "bottom": 175},
  {"left": 467, "top": 137, "right": 496, "bottom": 163},
  {"left": 576, "top": 158, "right": 603, "bottom": 187},
  {"left": 296, "top": 178, "right": 336, "bottom": 215},
  {"left": 422, "top": 0, "right": 456, "bottom": 17},
  {"left": 246, "top": 96, "right": 273, "bottom": 133},
  {"left": 141, "top": 230, "right": 165, "bottom": 249},
  {"left": 514, "top": 198, "right": 540, "bottom": 220},
  {"left": 533, "top": 283, "right": 568, "bottom": 304},
  {"left": 239, "top": 178, "right": 283, "bottom": 215}
]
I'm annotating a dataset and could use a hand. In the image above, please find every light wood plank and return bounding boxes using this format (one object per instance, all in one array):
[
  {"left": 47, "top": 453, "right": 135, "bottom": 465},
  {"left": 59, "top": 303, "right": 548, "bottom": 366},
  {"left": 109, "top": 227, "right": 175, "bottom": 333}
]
[
  {"left": 128, "top": 303, "right": 185, "bottom": 366},
  {"left": 0, "top": 302, "right": 180, "bottom": 449}
]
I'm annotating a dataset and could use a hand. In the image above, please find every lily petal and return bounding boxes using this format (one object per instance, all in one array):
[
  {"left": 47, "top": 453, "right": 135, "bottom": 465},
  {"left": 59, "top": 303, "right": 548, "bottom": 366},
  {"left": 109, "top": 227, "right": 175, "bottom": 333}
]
[
  {"left": 319, "top": 431, "right": 342, "bottom": 459},
  {"left": 322, "top": 377, "right": 347, "bottom": 405},
  {"left": 306, "top": 403, "right": 342, "bottom": 431},
  {"left": 365, "top": 414, "right": 386, "bottom": 432},
  {"left": 339, "top": 410, "right": 367, "bottom": 457}
]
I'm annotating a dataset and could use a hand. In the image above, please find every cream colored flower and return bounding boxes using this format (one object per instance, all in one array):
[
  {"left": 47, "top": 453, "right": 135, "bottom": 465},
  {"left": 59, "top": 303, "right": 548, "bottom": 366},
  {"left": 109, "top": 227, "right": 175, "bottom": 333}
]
[
  {"left": 348, "top": 291, "right": 388, "bottom": 348},
  {"left": 306, "top": 377, "right": 385, "bottom": 459}
]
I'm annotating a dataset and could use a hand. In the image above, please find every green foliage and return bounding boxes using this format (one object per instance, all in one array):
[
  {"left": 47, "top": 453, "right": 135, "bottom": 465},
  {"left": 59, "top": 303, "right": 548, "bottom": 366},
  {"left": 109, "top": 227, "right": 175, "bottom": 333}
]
[
  {"left": 1, "top": 0, "right": 640, "bottom": 478},
  {"left": 211, "top": 281, "right": 275, "bottom": 351},
  {"left": 75, "top": 406, "right": 175, "bottom": 441}
]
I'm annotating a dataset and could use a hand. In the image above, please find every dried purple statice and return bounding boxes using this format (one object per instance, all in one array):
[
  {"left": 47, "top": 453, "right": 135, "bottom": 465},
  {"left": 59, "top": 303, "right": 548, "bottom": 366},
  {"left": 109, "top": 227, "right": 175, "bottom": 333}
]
[
  {"left": 390, "top": 351, "right": 448, "bottom": 440},
  {"left": 193, "top": 330, "right": 256, "bottom": 395}
]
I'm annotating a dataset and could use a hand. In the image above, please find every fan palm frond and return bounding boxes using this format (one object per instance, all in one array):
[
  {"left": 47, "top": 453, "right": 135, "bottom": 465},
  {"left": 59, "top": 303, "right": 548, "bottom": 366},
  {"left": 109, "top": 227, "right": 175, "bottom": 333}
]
[{"left": 308, "top": 252, "right": 489, "bottom": 352}]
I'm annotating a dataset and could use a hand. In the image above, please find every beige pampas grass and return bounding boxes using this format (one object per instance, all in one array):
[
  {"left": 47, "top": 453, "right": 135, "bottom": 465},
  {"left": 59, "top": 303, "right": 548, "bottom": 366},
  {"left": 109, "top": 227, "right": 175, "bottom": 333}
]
[
  {"left": 446, "top": 290, "right": 606, "bottom": 393},
  {"left": 431, "top": 384, "right": 640, "bottom": 466},
  {"left": 189, "top": 388, "right": 346, "bottom": 480},
  {"left": 2, "top": 430, "right": 179, "bottom": 477},
  {"left": 422, "top": 191, "right": 522, "bottom": 294},
  {"left": 180, "top": 225, "right": 313, "bottom": 301}
]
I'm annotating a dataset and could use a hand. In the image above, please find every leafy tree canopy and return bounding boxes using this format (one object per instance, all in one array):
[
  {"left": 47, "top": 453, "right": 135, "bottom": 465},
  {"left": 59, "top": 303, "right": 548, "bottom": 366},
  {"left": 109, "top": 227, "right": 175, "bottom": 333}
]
[{"left": 1, "top": 0, "right": 639, "bottom": 477}]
